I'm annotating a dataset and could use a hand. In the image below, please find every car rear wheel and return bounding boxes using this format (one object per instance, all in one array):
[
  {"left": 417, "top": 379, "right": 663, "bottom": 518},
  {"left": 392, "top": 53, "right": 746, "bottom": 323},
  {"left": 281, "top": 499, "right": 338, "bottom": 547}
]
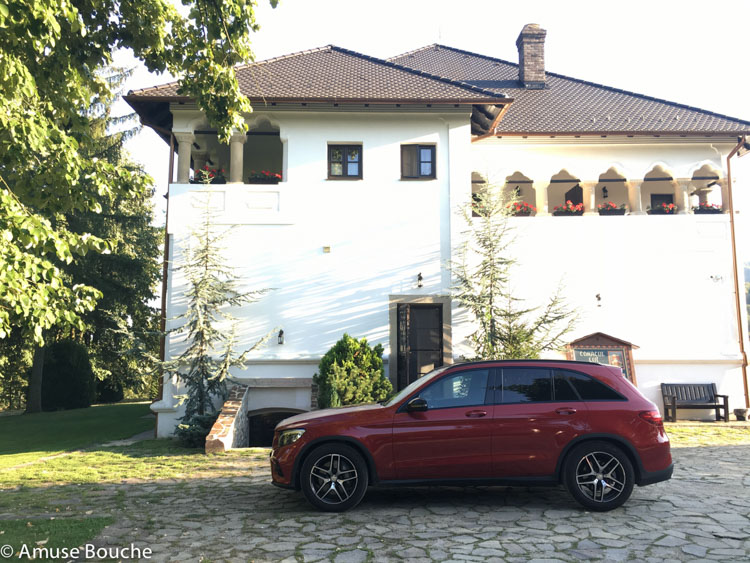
[
  {"left": 563, "top": 441, "right": 634, "bottom": 511},
  {"left": 300, "top": 443, "right": 368, "bottom": 512}
]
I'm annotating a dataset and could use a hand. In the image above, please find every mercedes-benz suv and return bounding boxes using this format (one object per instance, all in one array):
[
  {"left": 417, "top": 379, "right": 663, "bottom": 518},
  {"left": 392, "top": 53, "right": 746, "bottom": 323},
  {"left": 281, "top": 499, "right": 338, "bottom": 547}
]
[{"left": 271, "top": 360, "right": 672, "bottom": 512}]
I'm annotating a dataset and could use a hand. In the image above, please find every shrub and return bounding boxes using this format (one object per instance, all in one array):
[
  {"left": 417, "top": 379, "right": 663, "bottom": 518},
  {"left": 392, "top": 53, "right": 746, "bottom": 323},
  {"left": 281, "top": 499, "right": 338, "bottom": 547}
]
[
  {"left": 175, "top": 412, "right": 220, "bottom": 448},
  {"left": 41, "top": 340, "right": 97, "bottom": 411},
  {"left": 314, "top": 334, "right": 393, "bottom": 409},
  {"left": 96, "top": 379, "right": 125, "bottom": 403}
]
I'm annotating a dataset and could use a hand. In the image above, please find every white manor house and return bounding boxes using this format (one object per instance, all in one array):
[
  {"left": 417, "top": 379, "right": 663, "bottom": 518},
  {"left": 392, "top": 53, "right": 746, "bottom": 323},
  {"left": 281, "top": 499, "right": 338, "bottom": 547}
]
[{"left": 126, "top": 24, "right": 750, "bottom": 444}]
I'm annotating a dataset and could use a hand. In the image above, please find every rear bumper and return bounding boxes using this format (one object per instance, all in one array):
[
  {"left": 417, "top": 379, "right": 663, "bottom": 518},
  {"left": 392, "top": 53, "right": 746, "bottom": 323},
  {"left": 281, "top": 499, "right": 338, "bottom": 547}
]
[{"left": 637, "top": 462, "right": 673, "bottom": 486}]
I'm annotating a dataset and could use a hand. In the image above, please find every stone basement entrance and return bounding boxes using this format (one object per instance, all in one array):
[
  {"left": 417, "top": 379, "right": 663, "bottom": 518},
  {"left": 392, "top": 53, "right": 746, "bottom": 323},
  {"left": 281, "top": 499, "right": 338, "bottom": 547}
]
[{"left": 205, "top": 383, "right": 314, "bottom": 453}]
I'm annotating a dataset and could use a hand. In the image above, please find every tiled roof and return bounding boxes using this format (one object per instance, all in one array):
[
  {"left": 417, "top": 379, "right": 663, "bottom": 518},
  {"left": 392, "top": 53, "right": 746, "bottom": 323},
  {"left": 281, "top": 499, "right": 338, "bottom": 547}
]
[
  {"left": 389, "top": 44, "right": 750, "bottom": 135},
  {"left": 127, "top": 46, "right": 508, "bottom": 104}
]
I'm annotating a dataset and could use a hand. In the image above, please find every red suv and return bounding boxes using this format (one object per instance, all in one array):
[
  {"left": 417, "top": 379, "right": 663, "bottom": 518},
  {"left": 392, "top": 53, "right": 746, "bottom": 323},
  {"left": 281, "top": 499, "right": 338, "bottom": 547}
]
[{"left": 271, "top": 360, "right": 672, "bottom": 512}]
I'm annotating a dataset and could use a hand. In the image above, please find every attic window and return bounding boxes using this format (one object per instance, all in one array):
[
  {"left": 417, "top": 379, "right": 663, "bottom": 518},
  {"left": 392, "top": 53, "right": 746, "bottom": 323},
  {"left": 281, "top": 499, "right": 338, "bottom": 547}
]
[{"left": 401, "top": 145, "right": 436, "bottom": 180}]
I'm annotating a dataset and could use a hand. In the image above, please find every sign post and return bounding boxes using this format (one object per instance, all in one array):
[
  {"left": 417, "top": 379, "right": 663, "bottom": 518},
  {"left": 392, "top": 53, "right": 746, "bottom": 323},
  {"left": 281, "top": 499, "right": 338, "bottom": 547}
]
[{"left": 566, "top": 332, "right": 638, "bottom": 385}]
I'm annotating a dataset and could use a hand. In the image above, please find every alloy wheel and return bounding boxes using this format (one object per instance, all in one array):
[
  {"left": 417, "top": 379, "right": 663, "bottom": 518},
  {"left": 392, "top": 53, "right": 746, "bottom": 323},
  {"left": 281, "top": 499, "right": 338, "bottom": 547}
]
[
  {"left": 574, "top": 451, "right": 627, "bottom": 503},
  {"left": 309, "top": 453, "right": 359, "bottom": 505}
]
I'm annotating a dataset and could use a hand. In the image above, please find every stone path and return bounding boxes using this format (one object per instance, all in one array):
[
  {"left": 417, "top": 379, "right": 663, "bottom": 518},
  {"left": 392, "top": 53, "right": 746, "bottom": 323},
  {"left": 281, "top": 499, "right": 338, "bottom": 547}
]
[{"left": 6, "top": 444, "right": 750, "bottom": 562}]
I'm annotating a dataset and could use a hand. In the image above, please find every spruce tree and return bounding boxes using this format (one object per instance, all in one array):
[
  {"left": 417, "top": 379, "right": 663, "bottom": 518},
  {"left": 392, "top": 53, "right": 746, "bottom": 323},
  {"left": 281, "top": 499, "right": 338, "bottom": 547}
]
[
  {"left": 453, "top": 184, "right": 577, "bottom": 360},
  {"left": 165, "top": 194, "right": 269, "bottom": 446}
]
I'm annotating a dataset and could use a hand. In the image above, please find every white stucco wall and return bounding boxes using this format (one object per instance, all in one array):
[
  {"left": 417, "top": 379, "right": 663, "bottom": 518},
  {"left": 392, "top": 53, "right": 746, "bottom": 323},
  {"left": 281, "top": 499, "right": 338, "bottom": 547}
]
[{"left": 154, "top": 109, "right": 748, "bottom": 436}]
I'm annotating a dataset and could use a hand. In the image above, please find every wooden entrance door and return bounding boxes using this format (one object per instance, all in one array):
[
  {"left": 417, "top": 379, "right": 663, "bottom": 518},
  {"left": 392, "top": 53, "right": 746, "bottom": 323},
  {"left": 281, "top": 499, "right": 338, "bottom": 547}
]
[{"left": 397, "top": 303, "right": 443, "bottom": 390}]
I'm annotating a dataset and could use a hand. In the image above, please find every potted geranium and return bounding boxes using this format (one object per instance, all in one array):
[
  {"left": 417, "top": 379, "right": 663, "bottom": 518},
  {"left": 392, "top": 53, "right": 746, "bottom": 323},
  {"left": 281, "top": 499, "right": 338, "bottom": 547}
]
[
  {"left": 648, "top": 202, "right": 678, "bottom": 215},
  {"left": 597, "top": 202, "right": 627, "bottom": 216},
  {"left": 248, "top": 170, "right": 282, "bottom": 184},
  {"left": 693, "top": 202, "right": 723, "bottom": 214},
  {"left": 508, "top": 201, "right": 536, "bottom": 216},
  {"left": 191, "top": 165, "right": 226, "bottom": 185},
  {"left": 553, "top": 200, "right": 584, "bottom": 216}
]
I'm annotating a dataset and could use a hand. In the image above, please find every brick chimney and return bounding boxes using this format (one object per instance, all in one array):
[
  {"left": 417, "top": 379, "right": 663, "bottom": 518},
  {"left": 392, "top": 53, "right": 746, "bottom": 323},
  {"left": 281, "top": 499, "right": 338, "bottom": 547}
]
[{"left": 516, "top": 23, "right": 547, "bottom": 89}]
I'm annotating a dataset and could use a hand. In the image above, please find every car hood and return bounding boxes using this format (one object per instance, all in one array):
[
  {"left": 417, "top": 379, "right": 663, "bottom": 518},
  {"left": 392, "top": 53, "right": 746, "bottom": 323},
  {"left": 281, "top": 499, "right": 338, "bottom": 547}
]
[{"left": 275, "top": 403, "right": 384, "bottom": 430}]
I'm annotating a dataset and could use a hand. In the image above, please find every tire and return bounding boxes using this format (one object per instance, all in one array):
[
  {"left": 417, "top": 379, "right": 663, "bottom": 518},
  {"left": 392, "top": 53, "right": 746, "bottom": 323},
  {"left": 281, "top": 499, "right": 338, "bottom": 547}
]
[
  {"left": 563, "top": 440, "right": 635, "bottom": 512},
  {"left": 300, "top": 443, "right": 369, "bottom": 512}
]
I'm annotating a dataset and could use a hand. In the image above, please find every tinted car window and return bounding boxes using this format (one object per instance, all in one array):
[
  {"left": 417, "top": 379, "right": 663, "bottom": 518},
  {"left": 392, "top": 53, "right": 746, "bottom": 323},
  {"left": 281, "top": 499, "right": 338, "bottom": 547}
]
[
  {"left": 420, "top": 369, "right": 489, "bottom": 408},
  {"left": 499, "top": 368, "right": 552, "bottom": 403},
  {"left": 561, "top": 369, "right": 624, "bottom": 401},
  {"left": 553, "top": 371, "right": 580, "bottom": 401}
]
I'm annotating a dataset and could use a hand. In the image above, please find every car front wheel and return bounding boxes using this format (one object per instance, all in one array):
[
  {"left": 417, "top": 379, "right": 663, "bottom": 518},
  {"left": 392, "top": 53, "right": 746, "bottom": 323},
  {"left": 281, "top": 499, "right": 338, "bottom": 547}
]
[
  {"left": 563, "top": 440, "right": 635, "bottom": 511},
  {"left": 300, "top": 443, "right": 368, "bottom": 512}
]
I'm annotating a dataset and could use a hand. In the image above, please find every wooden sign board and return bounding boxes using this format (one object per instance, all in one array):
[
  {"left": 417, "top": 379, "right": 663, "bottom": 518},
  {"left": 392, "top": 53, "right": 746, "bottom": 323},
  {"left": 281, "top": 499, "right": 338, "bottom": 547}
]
[{"left": 566, "top": 332, "right": 638, "bottom": 385}]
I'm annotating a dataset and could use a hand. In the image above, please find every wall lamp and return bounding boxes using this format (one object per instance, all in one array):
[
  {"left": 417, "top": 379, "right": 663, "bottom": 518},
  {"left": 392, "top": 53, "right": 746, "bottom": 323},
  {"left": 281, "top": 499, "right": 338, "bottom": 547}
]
[
  {"left": 417, "top": 272, "right": 423, "bottom": 288},
  {"left": 602, "top": 186, "right": 609, "bottom": 199},
  {"left": 278, "top": 329, "right": 285, "bottom": 345}
]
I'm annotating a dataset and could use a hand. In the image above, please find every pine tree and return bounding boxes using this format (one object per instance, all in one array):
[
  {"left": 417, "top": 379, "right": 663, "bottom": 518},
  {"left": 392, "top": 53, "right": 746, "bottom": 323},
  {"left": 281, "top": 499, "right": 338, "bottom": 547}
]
[
  {"left": 165, "top": 195, "right": 270, "bottom": 446},
  {"left": 453, "top": 184, "right": 577, "bottom": 360}
]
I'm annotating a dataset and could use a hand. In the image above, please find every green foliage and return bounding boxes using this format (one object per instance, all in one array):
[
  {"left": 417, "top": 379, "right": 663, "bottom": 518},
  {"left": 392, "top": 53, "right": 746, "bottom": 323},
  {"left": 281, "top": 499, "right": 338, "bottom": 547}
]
[
  {"left": 0, "top": 327, "right": 31, "bottom": 410},
  {"left": 165, "top": 197, "right": 270, "bottom": 446},
  {"left": 96, "top": 378, "right": 124, "bottom": 403},
  {"left": 0, "top": 0, "right": 276, "bottom": 346},
  {"left": 175, "top": 412, "right": 220, "bottom": 449},
  {"left": 453, "top": 185, "right": 577, "bottom": 360},
  {"left": 62, "top": 68, "right": 162, "bottom": 400},
  {"left": 314, "top": 334, "right": 392, "bottom": 409},
  {"left": 40, "top": 340, "right": 96, "bottom": 411}
]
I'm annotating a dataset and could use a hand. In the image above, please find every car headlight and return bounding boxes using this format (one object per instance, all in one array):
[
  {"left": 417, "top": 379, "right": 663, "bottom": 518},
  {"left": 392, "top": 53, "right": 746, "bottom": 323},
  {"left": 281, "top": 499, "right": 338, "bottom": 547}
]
[{"left": 278, "top": 429, "right": 305, "bottom": 447}]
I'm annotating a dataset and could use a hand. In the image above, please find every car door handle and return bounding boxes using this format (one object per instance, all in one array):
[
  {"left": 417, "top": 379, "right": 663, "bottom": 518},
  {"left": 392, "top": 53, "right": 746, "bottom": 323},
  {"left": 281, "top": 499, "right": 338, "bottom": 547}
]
[
  {"left": 555, "top": 408, "right": 577, "bottom": 415},
  {"left": 465, "top": 410, "right": 487, "bottom": 418}
]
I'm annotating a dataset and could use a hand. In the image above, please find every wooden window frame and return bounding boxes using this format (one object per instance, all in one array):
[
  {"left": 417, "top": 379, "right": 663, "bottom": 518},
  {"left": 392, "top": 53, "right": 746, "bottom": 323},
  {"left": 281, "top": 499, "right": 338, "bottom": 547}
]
[
  {"left": 328, "top": 144, "right": 363, "bottom": 180},
  {"left": 401, "top": 144, "right": 436, "bottom": 180}
]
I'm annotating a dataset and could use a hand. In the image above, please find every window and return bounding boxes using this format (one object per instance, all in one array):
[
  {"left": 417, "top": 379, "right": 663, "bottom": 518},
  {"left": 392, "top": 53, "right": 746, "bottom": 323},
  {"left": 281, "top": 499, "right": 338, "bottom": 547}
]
[
  {"left": 328, "top": 145, "right": 362, "bottom": 179},
  {"left": 401, "top": 145, "right": 435, "bottom": 179},
  {"left": 420, "top": 369, "right": 489, "bottom": 409},
  {"left": 556, "top": 370, "right": 624, "bottom": 401},
  {"left": 553, "top": 371, "right": 580, "bottom": 401},
  {"left": 498, "top": 368, "right": 552, "bottom": 403}
]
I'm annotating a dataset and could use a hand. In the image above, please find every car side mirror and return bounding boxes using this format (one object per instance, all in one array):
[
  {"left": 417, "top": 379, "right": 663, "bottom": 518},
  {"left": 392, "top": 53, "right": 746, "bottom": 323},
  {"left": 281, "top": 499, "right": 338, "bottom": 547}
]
[{"left": 406, "top": 397, "right": 428, "bottom": 412}]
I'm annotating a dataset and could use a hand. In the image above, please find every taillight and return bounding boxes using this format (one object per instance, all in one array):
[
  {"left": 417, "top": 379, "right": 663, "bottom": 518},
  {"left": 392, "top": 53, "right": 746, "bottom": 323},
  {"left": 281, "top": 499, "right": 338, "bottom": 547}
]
[{"left": 639, "top": 410, "right": 663, "bottom": 426}]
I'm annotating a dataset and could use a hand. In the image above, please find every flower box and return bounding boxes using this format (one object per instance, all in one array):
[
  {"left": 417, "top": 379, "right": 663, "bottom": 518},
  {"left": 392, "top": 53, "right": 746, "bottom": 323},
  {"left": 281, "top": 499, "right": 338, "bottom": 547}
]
[
  {"left": 648, "top": 203, "right": 678, "bottom": 215},
  {"left": 247, "top": 178, "right": 280, "bottom": 185},
  {"left": 693, "top": 203, "right": 722, "bottom": 214},
  {"left": 553, "top": 200, "right": 584, "bottom": 216},
  {"left": 647, "top": 209, "right": 676, "bottom": 215},
  {"left": 249, "top": 170, "right": 282, "bottom": 184},
  {"left": 597, "top": 202, "right": 627, "bottom": 215},
  {"left": 553, "top": 210, "right": 584, "bottom": 216},
  {"left": 190, "top": 176, "right": 225, "bottom": 184},
  {"left": 507, "top": 201, "right": 536, "bottom": 217}
]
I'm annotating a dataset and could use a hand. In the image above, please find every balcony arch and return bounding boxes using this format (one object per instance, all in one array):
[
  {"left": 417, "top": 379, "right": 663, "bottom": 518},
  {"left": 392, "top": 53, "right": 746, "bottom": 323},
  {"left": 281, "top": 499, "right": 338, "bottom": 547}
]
[
  {"left": 595, "top": 166, "right": 629, "bottom": 211},
  {"left": 548, "top": 169, "right": 582, "bottom": 211},
  {"left": 503, "top": 171, "right": 536, "bottom": 210},
  {"left": 641, "top": 164, "right": 680, "bottom": 213},
  {"left": 689, "top": 163, "right": 724, "bottom": 211}
]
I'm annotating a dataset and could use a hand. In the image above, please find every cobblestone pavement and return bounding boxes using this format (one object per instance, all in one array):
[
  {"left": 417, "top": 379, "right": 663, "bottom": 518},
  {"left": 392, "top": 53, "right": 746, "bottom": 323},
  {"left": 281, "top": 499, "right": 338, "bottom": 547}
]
[{"left": 8, "top": 444, "right": 750, "bottom": 562}]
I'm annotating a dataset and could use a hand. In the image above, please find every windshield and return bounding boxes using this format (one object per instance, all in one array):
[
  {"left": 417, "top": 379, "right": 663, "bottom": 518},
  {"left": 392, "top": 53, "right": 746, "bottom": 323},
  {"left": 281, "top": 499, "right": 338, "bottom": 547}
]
[{"left": 383, "top": 365, "right": 452, "bottom": 407}]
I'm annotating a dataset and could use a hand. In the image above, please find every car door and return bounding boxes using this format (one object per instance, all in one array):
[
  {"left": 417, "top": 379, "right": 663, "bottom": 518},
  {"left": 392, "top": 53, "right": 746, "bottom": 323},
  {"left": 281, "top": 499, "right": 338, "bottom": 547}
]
[
  {"left": 392, "top": 368, "right": 494, "bottom": 480},
  {"left": 492, "top": 367, "right": 587, "bottom": 477}
]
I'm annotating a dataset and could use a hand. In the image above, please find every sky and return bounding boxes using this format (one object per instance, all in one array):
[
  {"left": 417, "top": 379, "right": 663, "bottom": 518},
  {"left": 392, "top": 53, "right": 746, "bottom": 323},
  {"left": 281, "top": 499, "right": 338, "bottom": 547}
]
[{"left": 118, "top": 0, "right": 750, "bottom": 224}]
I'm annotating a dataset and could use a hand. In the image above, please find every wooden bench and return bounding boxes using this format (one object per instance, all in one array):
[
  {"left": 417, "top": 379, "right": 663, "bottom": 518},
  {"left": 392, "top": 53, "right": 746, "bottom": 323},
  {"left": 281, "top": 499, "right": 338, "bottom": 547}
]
[{"left": 661, "top": 383, "right": 729, "bottom": 422}]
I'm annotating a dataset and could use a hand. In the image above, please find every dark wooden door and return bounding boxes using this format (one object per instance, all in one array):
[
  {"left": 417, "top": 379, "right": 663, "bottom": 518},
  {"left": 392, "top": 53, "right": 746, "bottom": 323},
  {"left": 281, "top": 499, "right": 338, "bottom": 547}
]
[{"left": 397, "top": 303, "right": 443, "bottom": 390}]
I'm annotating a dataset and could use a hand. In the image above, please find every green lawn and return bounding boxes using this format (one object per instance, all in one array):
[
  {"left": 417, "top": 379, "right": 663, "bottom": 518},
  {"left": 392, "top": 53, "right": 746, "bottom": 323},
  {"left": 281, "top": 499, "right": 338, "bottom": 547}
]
[
  {"left": 0, "top": 517, "right": 113, "bottom": 560},
  {"left": 665, "top": 423, "right": 750, "bottom": 447},
  {"left": 0, "top": 439, "right": 268, "bottom": 488},
  {"left": 0, "top": 402, "right": 154, "bottom": 469}
]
